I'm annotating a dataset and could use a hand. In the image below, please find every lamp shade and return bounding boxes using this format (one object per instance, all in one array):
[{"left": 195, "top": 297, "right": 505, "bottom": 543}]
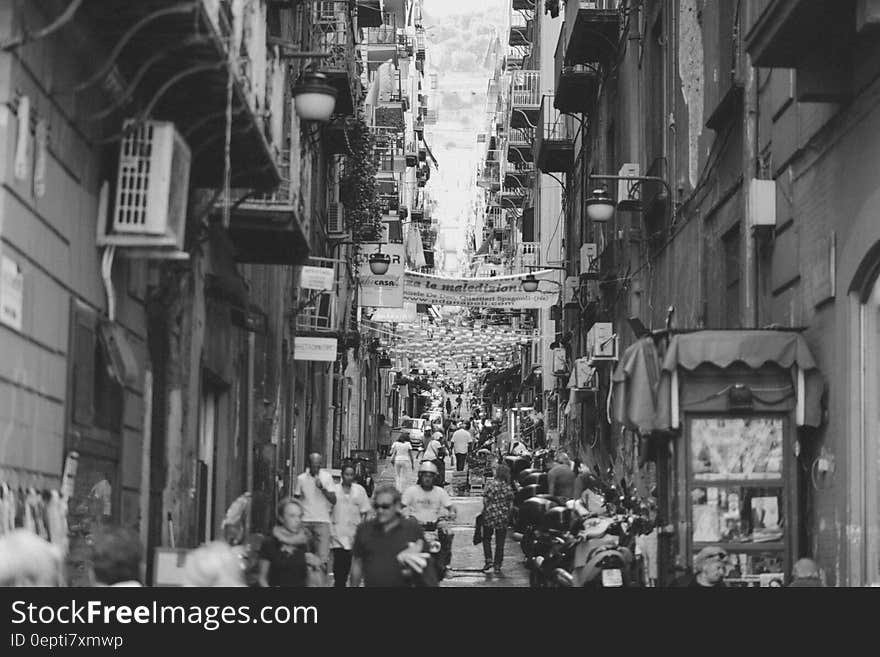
[
  {"left": 369, "top": 252, "right": 391, "bottom": 275},
  {"left": 586, "top": 187, "right": 615, "bottom": 223},
  {"left": 521, "top": 274, "right": 539, "bottom": 293},
  {"left": 293, "top": 72, "right": 338, "bottom": 122}
]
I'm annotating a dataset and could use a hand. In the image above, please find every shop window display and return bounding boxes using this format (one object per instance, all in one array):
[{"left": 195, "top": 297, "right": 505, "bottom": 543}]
[{"left": 688, "top": 416, "right": 787, "bottom": 580}]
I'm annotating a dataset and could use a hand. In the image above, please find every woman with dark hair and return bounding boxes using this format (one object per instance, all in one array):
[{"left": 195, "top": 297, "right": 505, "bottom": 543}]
[
  {"left": 258, "top": 497, "right": 321, "bottom": 587},
  {"left": 330, "top": 463, "right": 371, "bottom": 587},
  {"left": 481, "top": 464, "right": 514, "bottom": 575}
]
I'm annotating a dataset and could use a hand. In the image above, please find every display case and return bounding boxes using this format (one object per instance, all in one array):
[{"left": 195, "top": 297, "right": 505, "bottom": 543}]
[{"left": 686, "top": 415, "right": 789, "bottom": 581}]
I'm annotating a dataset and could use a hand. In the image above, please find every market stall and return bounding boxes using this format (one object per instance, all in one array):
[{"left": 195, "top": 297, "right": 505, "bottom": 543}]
[{"left": 612, "top": 330, "right": 824, "bottom": 586}]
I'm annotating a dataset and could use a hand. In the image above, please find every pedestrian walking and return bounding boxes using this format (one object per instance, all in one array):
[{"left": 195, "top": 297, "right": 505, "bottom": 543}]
[
  {"left": 422, "top": 426, "right": 447, "bottom": 486},
  {"left": 258, "top": 497, "right": 322, "bottom": 587},
  {"left": 390, "top": 434, "right": 415, "bottom": 491},
  {"left": 350, "top": 484, "right": 435, "bottom": 587},
  {"left": 376, "top": 414, "right": 392, "bottom": 460},
  {"left": 547, "top": 452, "right": 575, "bottom": 500},
  {"left": 451, "top": 421, "right": 474, "bottom": 471},
  {"left": 330, "top": 463, "right": 372, "bottom": 588},
  {"left": 183, "top": 541, "right": 246, "bottom": 586},
  {"left": 481, "top": 464, "right": 514, "bottom": 575},
  {"left": 90, "top": 525, "right": 143, "bottom": 587},
  {"left": 293, "top": 453, "right": 337, "bottom": 585}
]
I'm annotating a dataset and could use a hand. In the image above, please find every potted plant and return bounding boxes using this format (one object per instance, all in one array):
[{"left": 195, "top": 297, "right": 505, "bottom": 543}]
[{"left": 340, "top": 112, "right": 383, "bottom": 243}]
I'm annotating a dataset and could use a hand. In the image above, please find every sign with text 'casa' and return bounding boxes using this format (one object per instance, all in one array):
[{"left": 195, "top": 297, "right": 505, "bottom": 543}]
[
  {"left": 294, "top": 336, "right": 338, "bottom": 362},
  {"left": 357, "top": 242, "right": 405, "bottom": 308}
]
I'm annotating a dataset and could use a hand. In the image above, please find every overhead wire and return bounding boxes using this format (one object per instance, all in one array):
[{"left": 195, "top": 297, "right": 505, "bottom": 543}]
[
  {"left": 1, "top": 0, "right": 84, "bottom": 51},
  {"left": 58, "top": 2, "right": 200, "bottom": 94}
]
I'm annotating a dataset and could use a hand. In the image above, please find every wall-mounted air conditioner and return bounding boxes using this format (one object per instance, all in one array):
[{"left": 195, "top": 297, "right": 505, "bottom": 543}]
[
  {"left": 97, "top": 120, "right": 190, "bottom": 256},
  {"left": 327, "top": 202, "right": 347, "bottom": 237}
]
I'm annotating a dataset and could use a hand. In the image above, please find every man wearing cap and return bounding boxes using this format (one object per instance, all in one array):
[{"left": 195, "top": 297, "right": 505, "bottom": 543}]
[{"left": 673, "top": 546, "right": 728, "bottom": 587}]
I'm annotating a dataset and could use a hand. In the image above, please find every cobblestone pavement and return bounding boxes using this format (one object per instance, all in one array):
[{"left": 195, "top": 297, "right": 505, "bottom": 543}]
[{"left": 375, "top": 458, "right": 529, "bottom": 587}]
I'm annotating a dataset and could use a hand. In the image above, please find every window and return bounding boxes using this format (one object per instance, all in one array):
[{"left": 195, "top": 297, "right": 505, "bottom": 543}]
[
  {"left": 723, "top": 225, "right": 742, "bottom": 328},
  {"left": 688, "top": 416, "right": 787, "bottom": 580}
]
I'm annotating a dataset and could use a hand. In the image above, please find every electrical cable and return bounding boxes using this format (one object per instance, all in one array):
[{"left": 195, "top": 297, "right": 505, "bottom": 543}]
[
  {"left": 90, "top": 61, "right": 228, "bottom": 145},
  {"left": 1, "top": 0, "right": 83, "bottom": 51},
  {"left": 60, "top": 2, "right": 199, "bottom": 93},
  {"left": 84, "top": 36, "right": 214, "bottom": 121}
]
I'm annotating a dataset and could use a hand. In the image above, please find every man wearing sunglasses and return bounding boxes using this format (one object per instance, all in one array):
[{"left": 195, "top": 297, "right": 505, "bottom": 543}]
[{"left": 350, "top": 484, "right": 437, "bottom": 587}]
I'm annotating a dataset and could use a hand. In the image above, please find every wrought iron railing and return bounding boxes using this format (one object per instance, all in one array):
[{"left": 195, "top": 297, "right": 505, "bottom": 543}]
[{"left": 540, "top": 94, "right": 568, "bottom": 141}]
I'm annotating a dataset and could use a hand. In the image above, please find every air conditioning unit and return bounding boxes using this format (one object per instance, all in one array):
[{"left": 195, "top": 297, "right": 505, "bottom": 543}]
[
  {"left": 327, "top": 202, "right": 347, "bottom": 237},
  {"left": 98, "top": 120, "right": 190, "bottom": 255}
]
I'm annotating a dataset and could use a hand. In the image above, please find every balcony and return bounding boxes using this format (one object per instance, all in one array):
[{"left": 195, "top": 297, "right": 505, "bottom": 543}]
[
  {"left": 562, "top": 0, "right": 621, "bottom": 67},
  {"left": 509, "top": 13, "right": 534, "bottom": 47},
  {"left": 517, "top": 241, "right": 540, "bottom": 269},
  {"left": 505, "top": 159, "right": 535, "bottom": 188},
  {"left": 744, "top": 0, "right": 856, "bottom": 101},
  {"left": 500, "top": 185, "right": 526, "bottom": 208},
  {"left": 478, "top": 149, "right": 504, "bottom": 190},
  {"left": 311, "top": 3, "right": 360, "bottom": 117},
  {"left": 364, "top": 14, "right": 399, "bottom": 66},
  {"left": 507, "top": 127, "right": 534, "bottom": 163},
  {"left": 509, "top": 70, "right": 541, "bottom": 128},
  {"left": 82, "top": 0, "right": 279, "bottom": 188},
  {"left": 534, "top": 95, "right": 573, "bottom": 173},
  {"left": 513, "top": 0, "right": 537, "bottom": 9},
  {"left": 485, "top": 206, "right": 505, "bottom": 230},
  {"left": 554, "top": 27, "right": 598, "bottom": 114},
  {"left": 224, "top": 151, "right": 310, "bottom": 265},
  {"left": 358, "top": 0, "right": 383, "bottom": 27}
]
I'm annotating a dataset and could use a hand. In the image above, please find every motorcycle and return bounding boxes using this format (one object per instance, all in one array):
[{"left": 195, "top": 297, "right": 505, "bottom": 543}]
[
  {"left": 420, "top": 520, "right": 453, "bottom": 580},
  {"left": 521, "top": 470, "right": 655, "bottom": 588}
]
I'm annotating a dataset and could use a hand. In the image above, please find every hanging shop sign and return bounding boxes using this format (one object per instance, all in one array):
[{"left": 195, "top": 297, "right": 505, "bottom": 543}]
[
  {"left": 300, "top": 266, "right": 336, "bottom": 291},
  {"left": 403, "top": 270, "right": 559, "bottom": 309},
  {"left": 294, "top": 336, "right": 339, "bottom": 362},
  {"left": 357, "top": 242, "right": 405, "bottom": 308},
  {"left": 369, "top": 301, "right": 419, "bottom": 323}
]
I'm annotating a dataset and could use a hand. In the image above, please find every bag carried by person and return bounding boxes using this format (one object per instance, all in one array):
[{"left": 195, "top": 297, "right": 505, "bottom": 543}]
[{"left": 472, "top": 513, "right": 484, "bottom": 545}]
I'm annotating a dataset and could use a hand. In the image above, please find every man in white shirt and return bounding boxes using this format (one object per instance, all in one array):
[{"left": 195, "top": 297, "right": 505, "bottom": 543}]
[
  {"left": 422, "top": 426, "right": 447, "bottom": 486},
  {"left": 451, "top": 422, "right": 474, "bottom": 471},
  {"left": 402, "top": 462, "right": 457, "bottom": 526},
  {"left": 330, "top": 463, "right": 371, "bottom": 587},
  {"left": 294, "top": 452, "right": 337, "bottom": 585}
]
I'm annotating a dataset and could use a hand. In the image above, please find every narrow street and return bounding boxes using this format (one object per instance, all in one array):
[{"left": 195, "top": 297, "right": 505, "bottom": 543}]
[{"left": 374, "top": 458, "right": 529, "bottom": 587}]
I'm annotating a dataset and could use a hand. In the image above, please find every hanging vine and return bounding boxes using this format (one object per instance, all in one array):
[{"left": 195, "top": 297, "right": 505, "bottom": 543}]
[{"left": 340, "top": 111, "right": 383, "bottom": 243}]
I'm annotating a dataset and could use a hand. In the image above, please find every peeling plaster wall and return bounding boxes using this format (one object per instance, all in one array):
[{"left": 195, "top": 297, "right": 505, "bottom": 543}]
[{"left": 678, "top": 0, "right": 704, "bottom": 188}]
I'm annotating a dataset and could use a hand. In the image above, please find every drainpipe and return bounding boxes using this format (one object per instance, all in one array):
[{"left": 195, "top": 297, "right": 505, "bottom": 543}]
[{"left": 742, "top": 31, "right": 759, "bottom": 327}]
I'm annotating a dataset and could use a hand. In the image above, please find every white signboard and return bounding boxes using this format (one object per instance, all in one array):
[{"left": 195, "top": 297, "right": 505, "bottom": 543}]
[
  {"left": 357, "top": 242, "right": 405, "bottom": 308},
  {"left": 300, "top": 266, "right": 335, "bottom": 291},
  {"left": 294, "top": 336, "right": 338, "bottom": 362},
  {"left": 369, "top": 302, "right": 419, "bottom": 323},
  {"left": 404, "top": 270, "right": 559, "bottom": 309},
  {"left": 0, "top": 255, "right": 24, "bottom": 331}
]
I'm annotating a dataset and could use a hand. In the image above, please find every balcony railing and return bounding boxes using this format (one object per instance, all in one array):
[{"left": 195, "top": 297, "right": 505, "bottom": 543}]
[
  {"left": 510, "top": 70, "right": 541, "bottom": 107},
  {"left": 516, "top": 241, "right": 540, "bottom": 269},
  {"left": 508, "top": 126, "right": 533, "bottom": 147},
  {"left": 486, "top": 206, "right": 505, "bottom": 229},
  {"left": 363, "top": 14, "right": 398, "bottom": 45},
  {"left": 534, "top": 94, "right": 574, "bottom": 173}
]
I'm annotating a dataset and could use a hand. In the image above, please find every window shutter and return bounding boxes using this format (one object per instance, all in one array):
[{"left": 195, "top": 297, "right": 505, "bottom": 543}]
[{"left": 70, "top": 303, "right": 96, "bottom": 427}]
